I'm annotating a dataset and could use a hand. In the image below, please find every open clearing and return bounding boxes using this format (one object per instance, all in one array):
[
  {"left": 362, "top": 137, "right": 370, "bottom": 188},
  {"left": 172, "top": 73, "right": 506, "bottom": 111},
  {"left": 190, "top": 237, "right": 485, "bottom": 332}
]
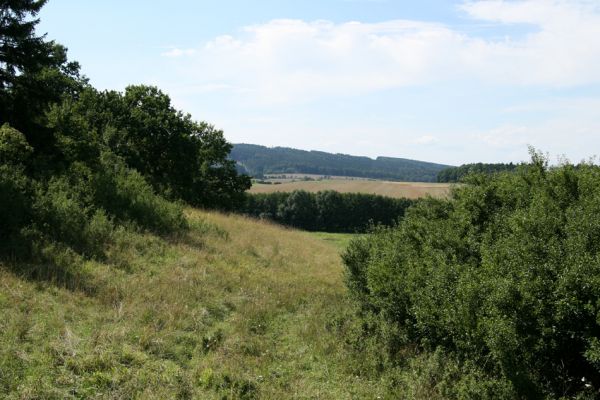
[
  {"left": 0, "top": 210, "right": 381, "bottom": 399},
  {"left": 250, "top": 179, "right": 453, "bottom": 199}
]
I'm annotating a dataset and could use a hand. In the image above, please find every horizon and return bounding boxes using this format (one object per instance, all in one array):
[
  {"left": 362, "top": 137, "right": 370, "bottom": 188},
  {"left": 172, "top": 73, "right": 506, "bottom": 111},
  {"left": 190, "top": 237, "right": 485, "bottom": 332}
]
[{"left": 38, "top": 0, "right": 600, "bottom": 165}]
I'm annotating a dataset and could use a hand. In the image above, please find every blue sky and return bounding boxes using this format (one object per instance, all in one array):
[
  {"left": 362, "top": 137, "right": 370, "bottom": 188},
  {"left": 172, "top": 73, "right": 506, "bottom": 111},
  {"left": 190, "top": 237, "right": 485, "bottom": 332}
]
[{"left": 38, "top": 0, "right": 600, "bottom": 165}]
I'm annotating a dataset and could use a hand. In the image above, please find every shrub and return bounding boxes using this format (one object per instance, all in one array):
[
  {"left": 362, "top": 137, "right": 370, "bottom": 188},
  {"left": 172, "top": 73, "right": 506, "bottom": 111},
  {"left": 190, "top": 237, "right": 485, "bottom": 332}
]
[
  {"left": 0, "top": 166, "right": 32, "bottom": 256},
  {"left": 93, "top": 154, "right": 187, "bottom": 235},
  {"left": 2, "top": 153, "right": 186, "bottom": 266},
  {"left": 0, "top": 124, "right": 33, "bottom": 165},
  {"left": 0, "top": 125, "right": 34, "bottom": 256},
  {"left": 344, "top": 154, "right": 600, "bottom": 398}
]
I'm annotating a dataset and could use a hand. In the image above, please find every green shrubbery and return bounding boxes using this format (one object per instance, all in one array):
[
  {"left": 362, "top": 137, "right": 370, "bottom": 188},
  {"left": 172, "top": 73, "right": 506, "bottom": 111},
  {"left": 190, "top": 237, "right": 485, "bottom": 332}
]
[
  {"left": 241, "top": 190, "right": 415, "bottom": 232},
  {"left": 0, "top": 125, "right": 187, "bottom": 281},
  {"left": 0, "top": 2, "right": 248, "bottom": 280},
  {"left": 344, "top": 153, "right": 600, "bottom": 398}
]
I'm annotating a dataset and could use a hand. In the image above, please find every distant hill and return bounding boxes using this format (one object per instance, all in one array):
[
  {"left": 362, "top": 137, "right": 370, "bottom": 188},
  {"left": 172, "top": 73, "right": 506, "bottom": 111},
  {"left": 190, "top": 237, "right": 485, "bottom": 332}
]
[{"left": 231, "top": 143, "right": 452, "bottom": 182}]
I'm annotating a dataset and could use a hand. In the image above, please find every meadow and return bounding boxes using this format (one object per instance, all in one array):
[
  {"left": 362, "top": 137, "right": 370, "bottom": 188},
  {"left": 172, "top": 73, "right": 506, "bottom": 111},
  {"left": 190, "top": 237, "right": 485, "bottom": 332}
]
[
  {"left": 249, "top": 179, "right": 452, "bottom": 199},
  {"left": 4, "top": 3, "right": 599, "bottom": 398},
  {"left": 0, "top": 209, "right": 382, "bottom": 399}
]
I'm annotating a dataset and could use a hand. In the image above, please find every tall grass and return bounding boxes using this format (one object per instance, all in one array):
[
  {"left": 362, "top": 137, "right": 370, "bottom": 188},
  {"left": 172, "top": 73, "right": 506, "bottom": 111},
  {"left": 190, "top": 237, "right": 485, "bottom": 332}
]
[{"left": 0, "top": 209, "right": 385, "bottom": 399}]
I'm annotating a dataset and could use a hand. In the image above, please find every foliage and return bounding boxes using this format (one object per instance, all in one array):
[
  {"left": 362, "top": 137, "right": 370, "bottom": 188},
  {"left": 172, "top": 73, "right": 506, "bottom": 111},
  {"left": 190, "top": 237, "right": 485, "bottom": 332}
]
[
  {"left": 93, "top": 154, "right": 188, "bottom": 235},
  {"left": 437, "top": 162, "right": 519, "bottom": 183},
  {"left": 232, "top": 143, "right": 451, "bottom": 182},
  {"left": 343, "top": 153, "right": 600, "bottom": 398},
  {"left": 0, "top": 0, "right": 85, "bottom": 155},
  {"left": 47, "top": 86, "right": 251, "bottom": 209},
  {"left": 241, "top": 190, "right": 416, "bottom": 233},
  {"left": 0, "top": 1, "right": 249, "bottom": 270},
  {"left": 0, "top": 123, "right": 33, "bottom": 164}
]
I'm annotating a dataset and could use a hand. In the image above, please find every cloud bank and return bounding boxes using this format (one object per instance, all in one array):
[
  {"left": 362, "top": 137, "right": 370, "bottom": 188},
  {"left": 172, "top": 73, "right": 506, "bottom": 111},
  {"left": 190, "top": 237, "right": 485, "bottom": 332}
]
[{"left": 162, "top": 0, "right": 600, "bottom": 103}]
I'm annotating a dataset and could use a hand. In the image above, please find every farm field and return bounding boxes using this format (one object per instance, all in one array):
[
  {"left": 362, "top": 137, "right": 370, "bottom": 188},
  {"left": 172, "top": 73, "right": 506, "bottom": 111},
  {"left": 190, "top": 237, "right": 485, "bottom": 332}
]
[
  {"left": 0, "top": 209, "right": 382, "bottom": 399},
  {"left": 250, "top": 179, "right": 453, "bottom": 199}
]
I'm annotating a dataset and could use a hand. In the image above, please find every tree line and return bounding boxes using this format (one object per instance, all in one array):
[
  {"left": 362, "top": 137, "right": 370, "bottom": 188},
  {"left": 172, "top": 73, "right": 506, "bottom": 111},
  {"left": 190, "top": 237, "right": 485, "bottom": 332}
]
[
  {"left": 240, "top": 190, "right": 415, "bottom": 233},
  {"left": 437, "top": 162, "right": 519, "bottom": 182},
  {"left": 0, "top": 1, "right": 249, "bottom": 268}
]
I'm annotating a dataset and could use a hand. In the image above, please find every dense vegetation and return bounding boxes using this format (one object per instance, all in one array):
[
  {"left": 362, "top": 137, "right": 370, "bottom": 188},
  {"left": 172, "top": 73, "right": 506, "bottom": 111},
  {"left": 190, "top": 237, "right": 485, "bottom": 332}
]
[
  {"left": 0, "top": 1, "right": 249, "bottom": 269},
  {"left": 241, "top": 190, "right": 415, "bottom": 233},
  {"left": 232, "top": 143, "right": 450, "bottom": 182},
  {"left": 437, "top": 162, "right": 518, "bottom": 182},
  {"left": 343, "top": 153, "right": 600, "bottom": 399}
]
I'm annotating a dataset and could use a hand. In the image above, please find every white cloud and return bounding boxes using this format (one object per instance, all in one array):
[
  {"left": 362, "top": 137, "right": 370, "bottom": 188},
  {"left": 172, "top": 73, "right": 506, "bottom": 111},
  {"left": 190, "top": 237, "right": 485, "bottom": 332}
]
[
  {"left": 460, "top": 0, "right": 600, "bottom": 86},
  {"left": 412, "top": 135, "right": 439, "bottom": 145},
  {"left": 159, "top": 1, "right": 600, "bottom": 104},
  {"left": 476, "top": 125, "right": 530, "bottom": 148},
  {"left": 161, "top": 48, "right": 196, "bottom": 57},
  {"left": 473, "top": 97, "right": 600, "bottom": 161}
]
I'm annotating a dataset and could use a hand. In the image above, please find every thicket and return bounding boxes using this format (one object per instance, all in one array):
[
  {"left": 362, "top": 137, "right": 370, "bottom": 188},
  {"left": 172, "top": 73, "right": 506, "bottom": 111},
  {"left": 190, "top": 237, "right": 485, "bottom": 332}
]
[
  {"left": 240, "top": 190, "right": 415, "bottom": 232},
  {"left": 343, "top": 152, "right": 600, "bottom": 399},
  {"left": 437, "top": 162, "right": 519, "bottom": 183},
  {"left": 0, "top": 1, "right": 249, "bottom": 275}
]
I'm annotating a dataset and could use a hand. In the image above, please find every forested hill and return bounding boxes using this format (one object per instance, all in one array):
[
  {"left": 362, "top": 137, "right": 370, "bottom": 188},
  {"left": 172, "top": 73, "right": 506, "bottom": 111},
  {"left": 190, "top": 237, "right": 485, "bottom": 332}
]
[{"left": 231, "top": 143, "right": 452, "bottom": 182}]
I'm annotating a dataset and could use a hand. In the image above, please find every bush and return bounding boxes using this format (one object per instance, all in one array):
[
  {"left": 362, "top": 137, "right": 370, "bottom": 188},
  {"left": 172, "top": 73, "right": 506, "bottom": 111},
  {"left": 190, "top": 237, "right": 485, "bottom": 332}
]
[
  {"left": 0, "top": 166, "right": 32, "bottom": 256},
  {"left": 0, "top": 124, "right": 33, "bottom": 165},
  {"left": 1, "top": 152, "right": 186, "bottom": 268},
  {"left": 0, "top": 125, "right": 34, "bottom": 256},
  {"left": 93, "top": 154, "right": 187, "bottom": 235},
  {"left": 344, "top": 154, "right": 600, "bottom": 398}
]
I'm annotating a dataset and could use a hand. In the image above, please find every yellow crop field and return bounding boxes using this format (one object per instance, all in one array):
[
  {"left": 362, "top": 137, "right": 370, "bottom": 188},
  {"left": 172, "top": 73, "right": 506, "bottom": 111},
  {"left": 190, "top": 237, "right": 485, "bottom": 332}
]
[{"left": 249, "top": 179, "right": 454, "bottom": 199}]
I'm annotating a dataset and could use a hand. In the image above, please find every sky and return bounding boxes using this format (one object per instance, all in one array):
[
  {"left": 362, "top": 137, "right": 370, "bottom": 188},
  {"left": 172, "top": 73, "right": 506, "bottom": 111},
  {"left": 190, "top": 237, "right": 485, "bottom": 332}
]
[{"left": 38, "top": 0, "right": 600, "bottom": 165}]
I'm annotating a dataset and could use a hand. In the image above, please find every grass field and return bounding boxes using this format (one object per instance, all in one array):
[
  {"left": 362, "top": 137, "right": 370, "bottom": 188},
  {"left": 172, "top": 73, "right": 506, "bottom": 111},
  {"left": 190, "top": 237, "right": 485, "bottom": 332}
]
[
  {"left": 0, "top": 210, "right": 382, "bottom": 399},
  {"left": 249, "top": 179, "right": 453, "bottom": 199},
  {"left": 305, "top": 232, "right": 360, "bottom": 251}
]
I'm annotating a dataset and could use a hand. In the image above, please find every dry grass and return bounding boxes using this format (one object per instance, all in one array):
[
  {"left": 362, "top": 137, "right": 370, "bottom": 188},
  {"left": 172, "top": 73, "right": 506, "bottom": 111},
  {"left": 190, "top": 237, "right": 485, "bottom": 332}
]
[
  {"left": 0, "top": 209, "right": 382, "bottom": 399},
  {"left": 249, "top": 179, "right": 453, "bottom": 199}
]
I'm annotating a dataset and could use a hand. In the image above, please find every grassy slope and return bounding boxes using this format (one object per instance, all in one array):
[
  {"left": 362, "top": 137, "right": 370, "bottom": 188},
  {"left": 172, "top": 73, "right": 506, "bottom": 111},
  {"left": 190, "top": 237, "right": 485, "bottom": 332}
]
[
  {"left": 0, "top": 209, "right": 380, "bottom": 399},
  {"left": 249, "top": 179, "right": 452, "bottom": 199}
]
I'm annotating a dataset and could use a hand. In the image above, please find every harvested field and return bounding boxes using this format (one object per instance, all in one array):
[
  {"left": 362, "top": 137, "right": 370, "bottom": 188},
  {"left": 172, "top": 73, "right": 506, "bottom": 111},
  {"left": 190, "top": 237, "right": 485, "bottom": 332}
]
[{"left": 250, "top": 179, "right": 453, "bottom": 199}]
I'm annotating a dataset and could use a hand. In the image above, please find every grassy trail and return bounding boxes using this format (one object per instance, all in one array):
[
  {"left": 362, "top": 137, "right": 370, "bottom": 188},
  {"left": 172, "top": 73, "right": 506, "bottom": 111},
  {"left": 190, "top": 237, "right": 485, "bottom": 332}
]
[{"left": 1, "top": 210, "right": 380, "bottom": 399}]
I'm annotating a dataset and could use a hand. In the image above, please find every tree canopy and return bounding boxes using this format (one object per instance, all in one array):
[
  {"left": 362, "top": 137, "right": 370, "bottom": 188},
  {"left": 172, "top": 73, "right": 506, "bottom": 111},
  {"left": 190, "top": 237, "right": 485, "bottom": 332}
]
[{"left": 0, "top": 1, "right": 250, "bottom": 265}]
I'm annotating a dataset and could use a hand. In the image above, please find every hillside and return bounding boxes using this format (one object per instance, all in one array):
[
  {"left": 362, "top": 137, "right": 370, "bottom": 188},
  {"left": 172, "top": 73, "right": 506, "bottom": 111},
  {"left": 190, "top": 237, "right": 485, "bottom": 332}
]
[
  {"left": 0, "top": 209, "right": 383, "bottom": 399},
  {"left": 231, "top": 144, "right": 451, "bottom": 182}
]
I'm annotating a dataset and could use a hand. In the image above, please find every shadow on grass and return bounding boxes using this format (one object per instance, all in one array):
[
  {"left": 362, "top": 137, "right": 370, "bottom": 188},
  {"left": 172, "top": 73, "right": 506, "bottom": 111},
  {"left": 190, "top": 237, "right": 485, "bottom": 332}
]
[
  {"left": 0, "top": 235, "right": 106, "bottom": 295},
  {"left": 1, "top": 258, "right": 98, "bottom": 295}
]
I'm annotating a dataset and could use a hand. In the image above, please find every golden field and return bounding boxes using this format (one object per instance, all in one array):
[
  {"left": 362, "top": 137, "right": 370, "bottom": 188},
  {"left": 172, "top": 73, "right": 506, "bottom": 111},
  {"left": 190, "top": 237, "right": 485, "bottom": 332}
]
[{"left": 250, "top": 179, "right": 453, "bottom": 199}]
